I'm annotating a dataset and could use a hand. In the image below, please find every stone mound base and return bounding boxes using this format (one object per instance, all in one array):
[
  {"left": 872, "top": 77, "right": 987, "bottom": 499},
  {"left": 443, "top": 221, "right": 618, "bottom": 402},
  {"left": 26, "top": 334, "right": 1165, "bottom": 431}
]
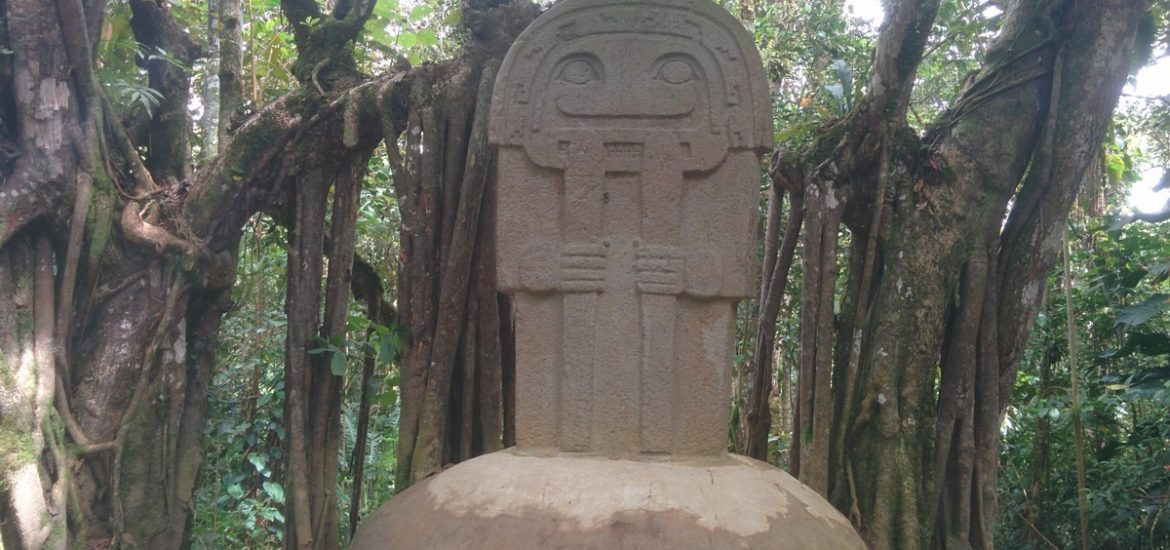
[{"left": 351, "top": 449, "right": 865, "bottom": 549}]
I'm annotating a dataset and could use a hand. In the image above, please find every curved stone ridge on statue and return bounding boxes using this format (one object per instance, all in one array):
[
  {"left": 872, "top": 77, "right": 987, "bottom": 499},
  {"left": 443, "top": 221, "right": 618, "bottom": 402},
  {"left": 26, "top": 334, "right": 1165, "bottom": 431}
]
[{"left": 353, "top": 0, "right": 866, "bottom": 547}]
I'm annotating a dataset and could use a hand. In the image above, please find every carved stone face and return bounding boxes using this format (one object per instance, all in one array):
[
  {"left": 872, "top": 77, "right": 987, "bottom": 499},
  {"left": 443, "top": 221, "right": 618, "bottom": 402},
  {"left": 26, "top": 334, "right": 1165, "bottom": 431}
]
[
  {"left": 489, "top": 0, "right": 775, "bottom": 457},
  {"left": 540, "top": 39, "right": 708, "bottom": 124},
  {"left": 521, "top": 36, "right": 730, "bottom": 171},
  {"left": 490, "top": 1, "right": 772, "bottom": 161}
]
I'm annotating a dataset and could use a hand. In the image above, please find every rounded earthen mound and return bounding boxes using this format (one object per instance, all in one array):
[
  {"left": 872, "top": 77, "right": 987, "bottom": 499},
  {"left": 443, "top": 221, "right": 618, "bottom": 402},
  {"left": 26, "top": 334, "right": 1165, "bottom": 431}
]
[{"left": 351, "top": 450, "right": 866, "bottom": 549}]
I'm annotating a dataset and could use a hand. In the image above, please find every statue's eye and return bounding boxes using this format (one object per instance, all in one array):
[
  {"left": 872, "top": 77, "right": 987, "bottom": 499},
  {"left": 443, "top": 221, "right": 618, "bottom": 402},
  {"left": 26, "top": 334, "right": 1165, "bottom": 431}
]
[
  {"left": 559, "top": 60, "right": 599, "bottom": 85},
  {"left": 657, "top": 60, "right": 695, "bottom": 85}
]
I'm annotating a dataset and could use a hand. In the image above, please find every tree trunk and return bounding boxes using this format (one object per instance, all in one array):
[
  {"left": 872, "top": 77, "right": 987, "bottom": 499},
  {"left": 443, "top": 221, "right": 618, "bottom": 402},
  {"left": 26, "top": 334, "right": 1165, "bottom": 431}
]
[
  {"left": 768, "top": 0, "right": 1149, "bottom": 548},
  {"left": 390, "top": 1, "right": 538, "bottom": 489},
  {"left": 390, "top": 59, "right": 504, "bottom": 488},
  {"left": 200, "top": 0, "right": 221, "bottom": 159},
  {"left": 218, "top": 0, "right": 245, "bottom": 149},
  {"left": 743, "top": 174, "right": 804, "bottom": 460},
  {"left": 0, "top": 0, "right": 382, "bottom": 547},
  {"left": 1, "top": 0, "right": 540, "bottom": 547}
]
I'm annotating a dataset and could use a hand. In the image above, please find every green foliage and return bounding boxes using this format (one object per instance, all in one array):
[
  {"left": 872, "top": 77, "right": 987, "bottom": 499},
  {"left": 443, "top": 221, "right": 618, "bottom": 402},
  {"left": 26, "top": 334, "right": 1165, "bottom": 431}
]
[
  {"left": 337, "top": 151, "right": 405, "bottom": 526},
  {"left": 95, "top": 2, "right": 196, "bottom": 118},
  {"left": 191, "top": 219, "right": 290, "bottom": 549},
  {"left": 355, "top": 146, "right": 401, "bottom": 282},
  {"left": 310, "top": 335, "right": 351, "bottom": 377},
  {"left": 1117, "top": 294, "right": 1170, "bottom": 328},
  {"left": 107, "top": 79, "right": 165, "bottom": 117},
  {"left": 741, "top": 1, "right": 875, "bottom": 147},
  {"left": 359, "top": 0, "right": 460, "bottom": 70},
  {"left": 999, "top": 219, "right": 1170, "bottom": 549},
  {"left": 909, "top": 1, "right": 1001, "bottom": 127},
  {"left": 193, "top": 146, "right": 404, "bottom": 546},
  {"left": 720, "top": 1, "right": 873, "bottom": 465},
  {"left": 244, "top": 8, "right": 299, "bottom": 102}
]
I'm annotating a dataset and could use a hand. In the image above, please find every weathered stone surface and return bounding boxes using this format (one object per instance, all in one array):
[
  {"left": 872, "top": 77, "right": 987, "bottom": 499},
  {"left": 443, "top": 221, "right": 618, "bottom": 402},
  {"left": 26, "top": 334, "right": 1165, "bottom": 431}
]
[
  {"left": 350, "top": 450, "right": 866, "bottom": 550},
  {"left": 353, "top": 0, "right": 867, "bottom": 547},
  {"left": 490, "top": 0, "right": 771, "bottom": 456}
]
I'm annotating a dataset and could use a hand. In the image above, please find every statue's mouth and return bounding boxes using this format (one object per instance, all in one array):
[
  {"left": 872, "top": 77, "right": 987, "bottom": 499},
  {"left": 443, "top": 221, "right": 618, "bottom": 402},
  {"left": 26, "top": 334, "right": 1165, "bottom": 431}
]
[{"left": 555, "top": 90, "right": 697, "bottom": 118}]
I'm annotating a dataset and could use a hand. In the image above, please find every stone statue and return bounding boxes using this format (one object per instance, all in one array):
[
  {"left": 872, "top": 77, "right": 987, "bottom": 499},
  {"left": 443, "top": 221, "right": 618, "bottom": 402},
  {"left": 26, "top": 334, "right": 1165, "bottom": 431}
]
[
  {"left": 352, "top": 1, "right": 867, "bottom": 547},
  {"left": 492, "top": 0, "right": 769, "bottom": 456}
]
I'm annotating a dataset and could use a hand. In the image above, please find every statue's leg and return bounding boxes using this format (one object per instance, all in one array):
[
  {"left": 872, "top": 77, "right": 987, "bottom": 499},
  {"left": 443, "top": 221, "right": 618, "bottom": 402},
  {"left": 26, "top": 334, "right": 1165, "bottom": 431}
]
[
  {"left": 558, "top": 147, "right": 606, "bottom": 451},
  {"left": 636, "top": 151, "right": 684, "bottom": 453},
  {"left": 636, "top": 246, "right": 681, "bottom": 454}
]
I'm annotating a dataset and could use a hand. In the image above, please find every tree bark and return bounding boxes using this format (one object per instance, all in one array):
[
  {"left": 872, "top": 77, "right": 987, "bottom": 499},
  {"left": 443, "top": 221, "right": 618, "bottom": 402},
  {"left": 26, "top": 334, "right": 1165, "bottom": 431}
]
[
  {"left": 390, "top": 1, "right": 538, "bottom": 489},
  {"left": 0, "top": 1, "right": 379, "bottom": 547},
  {"left": 392, "top": 59, "right": 505, "bottom": 487},
  {"left": 744, "top": 182, "right": 803, "bottom": 460},
  {"left": 200, "top": 0, "right": 221, "bottom": 159},
  {"left": 1, "top": 0, "right": 538, "bottom": 547},
  {"left": 218, "top": 0, "right": 245, "bottom": 148},
  {"left": 768, "top": 0, "right": 1149, "bottom": 548}
]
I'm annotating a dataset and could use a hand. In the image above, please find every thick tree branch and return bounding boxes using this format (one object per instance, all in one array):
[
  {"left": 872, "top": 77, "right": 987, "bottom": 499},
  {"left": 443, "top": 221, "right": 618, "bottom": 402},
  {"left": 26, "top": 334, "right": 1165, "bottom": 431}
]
[
  {"left": 280, "top": 0, "right": 374, "bottom": 87},
  {"left": 219, "top": 0, "right": 245, "bottom": 148},
  {"left": 995, "top": 0, "right": 1147, "bottom": 387},
  {"left": 282, "top": 0, "right": 323, "bottom": 36},
  {"left": 866, "top": 0, "right": 942, "bottom": 122},
  {"left": 2, "top": 0, "right": 84, "bottom": 247},
  {"left": 120, "top": 200, "right": 199, "bottom": 256},
  {"left": 333, "top": 0, "right": 378, "bottom": 32},
  {"left": 53, "top": 0, "right": 97, "bottom": 103},
  {"left": 1131, "top": 207, "right": 1170, "bottom": 223},
  {"left": 128, "top": 0, "right": 199, "bottom": 181}
]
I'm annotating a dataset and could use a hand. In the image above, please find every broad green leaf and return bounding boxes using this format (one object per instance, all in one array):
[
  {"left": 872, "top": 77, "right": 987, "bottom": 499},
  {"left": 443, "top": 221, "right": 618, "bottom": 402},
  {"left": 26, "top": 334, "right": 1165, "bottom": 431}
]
[
  {"left": 247, "top": 453, "right": 267, "bottom": 472},
  {"left": 263, "top": 481, "right": 285, "bottom": 504},
  {"left": 374, "top": 389, "right": 398, "bottom": 407},
  {"left": 408, "top": 5, "right": 432, "bottom": 21},
  {"left": 1105, "top": 153, "right": 1126, "bottom": 184},
  {"left": 416, "top": 29, "right": 438, "bottom": 47},
  {"left": 1129, "top": 332, "right": 1170, "bottom": 356},
  {"left": 442, "top": 9, "right": 462, "bottom": 27},
  {"left": 1120, "top": 367, "right": 1170, "bottom": 401},
  {"left": 373, "top": 0, "right": 398, "bottom": 18},
  {"left": 330, "top": 351, "right": 347, "bottom": 376},
  {"left": 378, "top": 335, "right": 398, "bottom": 364},
  {"left": 1115, "top": 294, "right": 1170, "bottom": 327},
  {"left": 366, "top": 22, "right": 394, "bottom": 47}
]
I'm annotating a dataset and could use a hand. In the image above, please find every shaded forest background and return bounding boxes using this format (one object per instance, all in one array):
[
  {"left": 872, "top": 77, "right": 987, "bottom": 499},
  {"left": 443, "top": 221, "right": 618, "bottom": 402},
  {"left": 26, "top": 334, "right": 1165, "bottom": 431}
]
[{"left": 0, "top": 0, "right": 1168, "bottom": 549}]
